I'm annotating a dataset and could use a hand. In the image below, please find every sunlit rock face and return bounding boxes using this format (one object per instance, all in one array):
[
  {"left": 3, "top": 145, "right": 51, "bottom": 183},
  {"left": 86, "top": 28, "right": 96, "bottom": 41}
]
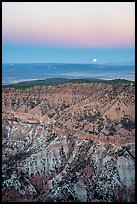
[{"left": 2, "top": 82, "right": 135, "bottom": 202}]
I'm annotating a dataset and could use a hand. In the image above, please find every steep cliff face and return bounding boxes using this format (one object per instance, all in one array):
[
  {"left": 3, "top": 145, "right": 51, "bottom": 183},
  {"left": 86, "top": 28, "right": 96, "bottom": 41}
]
[{"left": 2, "top": 83, "right": 135, "bottom": 202}]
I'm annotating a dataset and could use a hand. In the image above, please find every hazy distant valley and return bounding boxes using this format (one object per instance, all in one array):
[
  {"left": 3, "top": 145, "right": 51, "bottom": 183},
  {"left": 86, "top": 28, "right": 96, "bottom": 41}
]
[
  {"left": 2, "top": 63, "right": 135, "bottom": 85},
  {"left": 2, "top": 80, "right": 135, "bottom": 202}
]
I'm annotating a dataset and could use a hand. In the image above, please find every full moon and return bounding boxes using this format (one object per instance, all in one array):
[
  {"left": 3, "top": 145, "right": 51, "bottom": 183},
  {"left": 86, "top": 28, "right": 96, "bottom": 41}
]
[{"left": 93, "top": 58, "right": 97, "bottom": 62}]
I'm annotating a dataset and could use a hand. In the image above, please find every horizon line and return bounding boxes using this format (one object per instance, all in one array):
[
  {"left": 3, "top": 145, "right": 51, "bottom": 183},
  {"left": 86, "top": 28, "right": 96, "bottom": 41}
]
[{"left": 2, "top": 61, "right": 135, "bottom": 65}]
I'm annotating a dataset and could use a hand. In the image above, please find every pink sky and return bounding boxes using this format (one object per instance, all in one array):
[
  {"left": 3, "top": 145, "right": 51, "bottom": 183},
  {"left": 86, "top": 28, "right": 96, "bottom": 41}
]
[{"left": 2, "top": 2, "right": 135, "bottom": 48}]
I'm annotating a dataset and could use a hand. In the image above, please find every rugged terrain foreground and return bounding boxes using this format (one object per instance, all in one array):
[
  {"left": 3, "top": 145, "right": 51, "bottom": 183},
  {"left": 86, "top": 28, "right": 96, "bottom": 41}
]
[{"left": 2, "top": 82, "right": 135, "bottom": 202}]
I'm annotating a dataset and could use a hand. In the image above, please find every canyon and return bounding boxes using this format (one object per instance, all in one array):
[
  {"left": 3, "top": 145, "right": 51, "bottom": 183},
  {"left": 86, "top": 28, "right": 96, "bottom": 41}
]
[{"left": 2, "top": 82, "right": 135, "bottom": 202}]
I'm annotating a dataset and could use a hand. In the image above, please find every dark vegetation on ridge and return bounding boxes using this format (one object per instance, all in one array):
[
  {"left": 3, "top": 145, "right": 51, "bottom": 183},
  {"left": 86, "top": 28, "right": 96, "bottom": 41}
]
[{"left": 2, "top": 78, "right": 134, "bottom": 89}]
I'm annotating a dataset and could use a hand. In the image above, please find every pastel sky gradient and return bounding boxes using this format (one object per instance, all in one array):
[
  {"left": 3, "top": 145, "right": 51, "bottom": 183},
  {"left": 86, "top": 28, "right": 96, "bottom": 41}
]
[{"left": 2, "top": 2, "right": 135, "bottom": 63}]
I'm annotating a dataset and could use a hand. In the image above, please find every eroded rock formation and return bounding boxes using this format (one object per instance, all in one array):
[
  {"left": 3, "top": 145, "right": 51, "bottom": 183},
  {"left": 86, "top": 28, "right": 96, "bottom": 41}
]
[{"left": 2, "top": 82, "right": 135, "bottom": 202}]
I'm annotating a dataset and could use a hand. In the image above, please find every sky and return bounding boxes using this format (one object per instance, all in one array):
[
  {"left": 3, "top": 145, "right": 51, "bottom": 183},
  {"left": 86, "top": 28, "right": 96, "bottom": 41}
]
[{"left": 2, "top": 2, "right": 135, "bottom": 64}]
